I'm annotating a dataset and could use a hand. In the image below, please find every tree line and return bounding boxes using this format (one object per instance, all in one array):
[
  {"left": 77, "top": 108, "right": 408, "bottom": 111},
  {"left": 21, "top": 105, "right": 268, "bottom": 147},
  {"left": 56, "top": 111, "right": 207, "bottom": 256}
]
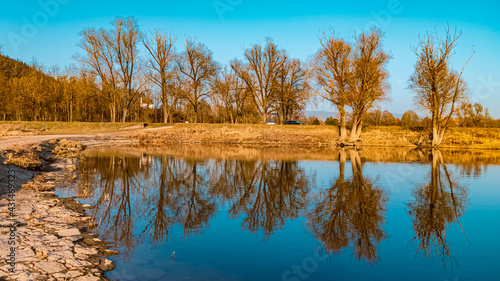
[{"left": 1, "top": 18, "right": 498, "bottom": 145}]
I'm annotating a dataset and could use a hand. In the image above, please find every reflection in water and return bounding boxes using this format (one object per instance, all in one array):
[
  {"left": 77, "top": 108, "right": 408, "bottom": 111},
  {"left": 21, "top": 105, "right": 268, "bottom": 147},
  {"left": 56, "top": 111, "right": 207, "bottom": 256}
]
[
  {"left": 77, "top": 154, "right": 311, "bottom": 256},
  {"left": 72, "top": 146, "right": 479, "bottom": 269},
  {"left": 307, "top": 149, "right": 387, "bottom": 263},
  {"left": 408, "top": 150, "right": 468, "bottom": 265}
]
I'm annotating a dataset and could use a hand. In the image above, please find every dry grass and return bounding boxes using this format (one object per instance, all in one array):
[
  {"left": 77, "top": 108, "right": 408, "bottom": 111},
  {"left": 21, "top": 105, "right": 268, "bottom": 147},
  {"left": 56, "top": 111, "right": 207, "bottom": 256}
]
[
  {"left": 134, "top": 123, "right": 339, "bottom": 146},
  {"left": 51, "top": 139, "right": 86, "bottom": 158},
  {"left": 134, "top": 124, "right": 500, "bottom": 149},
  {"left": 3, "top": 144, "right": 43, "bottom": 170},
  {"left": 441, "top": 128, "right": 500, "bottom": 149},
  {"left": 0, "top": 121, "right": 170, "bottom": 136},
  {"left": 22, "top": 175, "right": 54, "bottom": 191},
  {"left": 0, "top": 123, "right": 42, "bottom": 136}
]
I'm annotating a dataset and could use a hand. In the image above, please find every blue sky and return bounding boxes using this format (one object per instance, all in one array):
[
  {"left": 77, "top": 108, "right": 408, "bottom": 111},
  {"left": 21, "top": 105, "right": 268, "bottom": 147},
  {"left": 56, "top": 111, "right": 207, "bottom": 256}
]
[{"left": 1, "top": 0, "right": 499, "bottom": 117}]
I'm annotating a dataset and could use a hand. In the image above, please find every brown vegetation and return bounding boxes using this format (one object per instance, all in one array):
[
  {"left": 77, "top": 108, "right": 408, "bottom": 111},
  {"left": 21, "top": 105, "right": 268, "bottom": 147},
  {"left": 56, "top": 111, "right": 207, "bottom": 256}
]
[
  {"left": 3, "top": 144, "right": 43, "bottom": 170},
  {"left": 132, "top": 124, "right": 500, "bottom": 150},
  {"left": 51, "top": 139, "right": 86, "bottom": 158},
  {"left": 313, "top": 28, "right": 391, "bottom": 143}
]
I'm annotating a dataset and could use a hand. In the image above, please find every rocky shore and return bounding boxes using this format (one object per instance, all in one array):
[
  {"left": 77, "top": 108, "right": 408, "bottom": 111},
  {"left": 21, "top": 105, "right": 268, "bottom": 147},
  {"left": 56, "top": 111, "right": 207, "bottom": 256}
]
[{"left": 0, "top": 140, "right": 117, "bottom": 281}]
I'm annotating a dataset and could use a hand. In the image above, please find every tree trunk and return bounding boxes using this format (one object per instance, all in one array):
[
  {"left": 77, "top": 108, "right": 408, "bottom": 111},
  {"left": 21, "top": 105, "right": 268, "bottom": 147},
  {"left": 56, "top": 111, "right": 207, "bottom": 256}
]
[
  {"left": 431, "top": 120, "right": 445, "bottom": 146},
  {"left": 338, "top": 106, "right": 347, "bottom": 140},
  {"left": 69, "top": 100, "right": 73, "bottom": 122},
  {"left": 163, "top": 105, "right": 168, "bottom": 124},
  {"left": 349, "top": 116, "right": 363, "bottom": 142},
  {"left": 122, "top": 108, "right": 128, "bottom": 123},
  {"left": 110, "top": 104, "right": 116, "bottom": 123}
]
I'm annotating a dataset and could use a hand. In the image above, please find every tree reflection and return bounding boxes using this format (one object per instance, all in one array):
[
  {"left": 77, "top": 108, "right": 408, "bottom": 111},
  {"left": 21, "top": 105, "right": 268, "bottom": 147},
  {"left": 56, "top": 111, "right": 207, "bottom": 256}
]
[
  {"left": 207, "top": 159, "right": 310, "bottom": 239},
  {"left": 307, "top": 149, "right": 387, "bottom": 263},
  {"left": 78, "top": 154, "right": 146, "bottom": 257},
  {"left": 408, "top": 149, "right": 468, "bottom": 265},
  {"left": 77, "top": 154, "right": 310, "bottom": 256}
]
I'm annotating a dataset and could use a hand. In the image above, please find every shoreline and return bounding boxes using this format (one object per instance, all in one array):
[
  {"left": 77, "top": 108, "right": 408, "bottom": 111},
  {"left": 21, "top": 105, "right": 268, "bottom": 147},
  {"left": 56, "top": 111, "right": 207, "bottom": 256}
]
[{"left": 0, "top": 140, "right": 119, "bottom": 281}]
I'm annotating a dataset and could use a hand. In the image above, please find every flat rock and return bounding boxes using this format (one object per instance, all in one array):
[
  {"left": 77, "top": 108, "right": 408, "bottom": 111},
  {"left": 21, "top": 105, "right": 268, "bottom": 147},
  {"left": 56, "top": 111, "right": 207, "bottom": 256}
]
[
  {"left": 65, "top": 258, "right": 93, "bottom": 268},
  {"left": 74, "top": 275, "right": 102, "bottom": 281},
  {"left": 35, "top": 261, "right": 66, "bottom": 274},
  {"left": 53, "top": 270, "right": 84, "bottom": 279},
  {"left": 57, "top": 228, "right": 81, "bottom": 237},
  {"left": 74, "top": 246, "right": 98, "bottom": 256}
]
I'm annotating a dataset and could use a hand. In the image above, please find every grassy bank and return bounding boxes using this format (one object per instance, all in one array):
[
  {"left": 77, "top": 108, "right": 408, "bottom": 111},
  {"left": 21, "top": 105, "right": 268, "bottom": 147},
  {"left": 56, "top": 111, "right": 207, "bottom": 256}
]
[
  {"left": 0, "top": 121, "right": 169, "bottom": 136},
  {"left": 133, "top": 123, "right": 500, "bottom": 149},
  {"left": 2, "top": 122, "right": 499, "bottom": 149}
]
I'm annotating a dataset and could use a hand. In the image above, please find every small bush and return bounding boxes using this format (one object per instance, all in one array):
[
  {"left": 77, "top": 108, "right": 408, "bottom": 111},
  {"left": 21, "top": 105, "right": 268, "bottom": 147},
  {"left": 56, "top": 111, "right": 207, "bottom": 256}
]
[
  {"left": 52, "top": 139, "right": 86, "bottom": 158},
  {"left": 3, "top": 145, "right": 43, "bottom": 170}
]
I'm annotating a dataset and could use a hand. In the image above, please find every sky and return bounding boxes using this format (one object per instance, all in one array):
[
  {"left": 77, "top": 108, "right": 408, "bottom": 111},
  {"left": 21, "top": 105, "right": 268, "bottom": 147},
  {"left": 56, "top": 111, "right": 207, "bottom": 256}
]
[{"left": 1, "top": 0, "right": 499, "bottom": 117}]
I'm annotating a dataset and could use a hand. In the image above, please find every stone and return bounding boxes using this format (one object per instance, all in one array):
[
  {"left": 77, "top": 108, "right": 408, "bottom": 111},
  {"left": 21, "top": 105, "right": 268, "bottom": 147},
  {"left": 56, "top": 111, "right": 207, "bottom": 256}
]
[
  {"left": 65, "top": 258, "right": 93, "bottom": 268},
  {"left": 52, "top": 270, "right": 84, "bottom": 279},
  {"left": 35, "top": 261, "right": 66, "bottom": 274},
  {"left": 74, "top": 246, "right": 98, "bottom": 256},
  {"left": 10, "top": 272, "right": 47, "bottom": 281},
  {"left": 99, "top": 258, "right": 115, "bottom": 271},
  {"left": 57, "top": 228, "right": 81, "bottom": 237},
  {"left": 47, "top": 250, "right": 74, "bottom": 261},
  {"left": 63, "top": 235, "right": 82, "bottom": 242},
  {"left": 73, "top": 275, "right": 102, "bottom": 281}
]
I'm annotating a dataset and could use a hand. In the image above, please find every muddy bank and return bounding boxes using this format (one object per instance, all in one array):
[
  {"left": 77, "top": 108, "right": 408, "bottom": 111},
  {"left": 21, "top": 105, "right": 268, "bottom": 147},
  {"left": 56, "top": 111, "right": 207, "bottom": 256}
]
[{"left": 0, "top": 141, "right": 118, "bottom": 280}]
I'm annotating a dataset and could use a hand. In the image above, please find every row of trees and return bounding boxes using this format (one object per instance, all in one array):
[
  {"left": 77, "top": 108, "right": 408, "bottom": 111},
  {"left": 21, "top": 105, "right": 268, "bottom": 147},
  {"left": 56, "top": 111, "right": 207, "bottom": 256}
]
[
  {"left": 321, "top": 104, "right": 498, "bottom": 128},
  {"left": 76, "top": 17, "right": 310, "bottom": 124},
  {"left": 0, "top": 18, "right": 397, "bottom": 128},
  {"left": 2, "top": 18, "right": 498, "bottom": 145}
]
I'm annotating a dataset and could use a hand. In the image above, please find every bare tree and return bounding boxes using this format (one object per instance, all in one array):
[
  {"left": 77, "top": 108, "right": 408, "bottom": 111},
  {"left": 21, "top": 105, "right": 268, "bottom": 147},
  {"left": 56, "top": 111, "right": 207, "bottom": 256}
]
[
  {"left": 211, "top": 66, "right": 249, "bottom": 123},
  {"left": 231, "top": 38, "right": 284, "bottom": 123},
  {"left": 348, "top": 28, "right": 391, "bottom": 141},
  {"left": 273, "top": 57, "right": 309, "bottom": 124},
  {"left": 109, "top": 17, "right": 143, "bottom": 122},
  {"left": 176, "top": 37, "right": 219, "bottom": 123},
  {"left": 77, "top": 27, "right": 118, "bottom": 122},
  {"left": 409, "top": 27, "right": 473, "bottom": 146},
  {"left": 144, "top": 30, "right": 177, "bottom": 123},
  {"left": 77, "top": 17, "right": 143, "bottom": 123},
  {"left": 313, "top": 30, "right": 352, "bottom": 140}
]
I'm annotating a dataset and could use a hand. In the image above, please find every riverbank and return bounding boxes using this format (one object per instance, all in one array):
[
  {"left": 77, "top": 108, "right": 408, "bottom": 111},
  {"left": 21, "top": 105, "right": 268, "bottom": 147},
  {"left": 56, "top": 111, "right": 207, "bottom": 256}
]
[
  {"left": 2, "top": 122, "right": 500, "bottom": 150},
  {"left": 0, "top": 140, "right": 117, "bottom": 280},
  {"left": 132, "top": 124, "right": 500, "bottom": 149}
]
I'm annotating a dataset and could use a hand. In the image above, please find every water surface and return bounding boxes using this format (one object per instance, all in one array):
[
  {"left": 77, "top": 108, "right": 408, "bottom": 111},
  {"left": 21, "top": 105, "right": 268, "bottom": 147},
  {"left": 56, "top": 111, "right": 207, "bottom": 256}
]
[{"left": 56, "top": 146, "right": 500, "bottom": 281}]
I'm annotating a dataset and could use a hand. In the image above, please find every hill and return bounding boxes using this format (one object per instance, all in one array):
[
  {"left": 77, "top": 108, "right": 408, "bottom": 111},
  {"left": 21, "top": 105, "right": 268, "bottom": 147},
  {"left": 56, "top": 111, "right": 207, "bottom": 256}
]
[{"left": 0, "top": 54, "right": 32, "bottom": 79}]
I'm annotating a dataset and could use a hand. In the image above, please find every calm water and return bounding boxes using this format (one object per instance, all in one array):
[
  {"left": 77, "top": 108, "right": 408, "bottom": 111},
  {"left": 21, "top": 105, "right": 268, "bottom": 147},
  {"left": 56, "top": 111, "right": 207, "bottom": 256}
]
[{"left": 56, "top": 146, "right": 500, "bottom": 281}]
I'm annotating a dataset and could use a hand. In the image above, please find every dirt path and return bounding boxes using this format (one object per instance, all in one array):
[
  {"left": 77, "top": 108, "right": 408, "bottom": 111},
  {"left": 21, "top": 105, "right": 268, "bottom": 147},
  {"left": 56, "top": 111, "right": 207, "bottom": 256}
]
[{"left": 0, "top": 126, "right": 173, "bottom": 151}]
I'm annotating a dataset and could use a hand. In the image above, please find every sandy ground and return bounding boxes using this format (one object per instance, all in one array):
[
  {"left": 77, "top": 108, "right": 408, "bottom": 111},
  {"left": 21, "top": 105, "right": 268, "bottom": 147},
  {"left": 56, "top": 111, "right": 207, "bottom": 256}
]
[{"left": 0, "top": 126, "right": 173, "bottom": 151}]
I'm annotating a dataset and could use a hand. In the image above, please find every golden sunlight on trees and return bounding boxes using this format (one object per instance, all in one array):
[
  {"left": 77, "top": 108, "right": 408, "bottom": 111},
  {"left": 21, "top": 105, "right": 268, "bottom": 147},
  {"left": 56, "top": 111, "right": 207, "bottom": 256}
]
[
  {"left": 3, "top": 18, "right": 499, "bottom": 136},
  {"left": 409, "top": 27, "right": 473, "bottom": 146},
  {"left": 77, "top": 17, "right": 142, "bottom": 123},
  {"left": 176, "top": 38, "right": 219, "bottom": 123},
  {"left": 313, "top": 28, "right": 390, "bottom": 143},
  {"left": 143, "top": 30, "right": 177, "bottom": 123},
  {"left": 230, "top": 38, "right": 284, "bottom": 124}
]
